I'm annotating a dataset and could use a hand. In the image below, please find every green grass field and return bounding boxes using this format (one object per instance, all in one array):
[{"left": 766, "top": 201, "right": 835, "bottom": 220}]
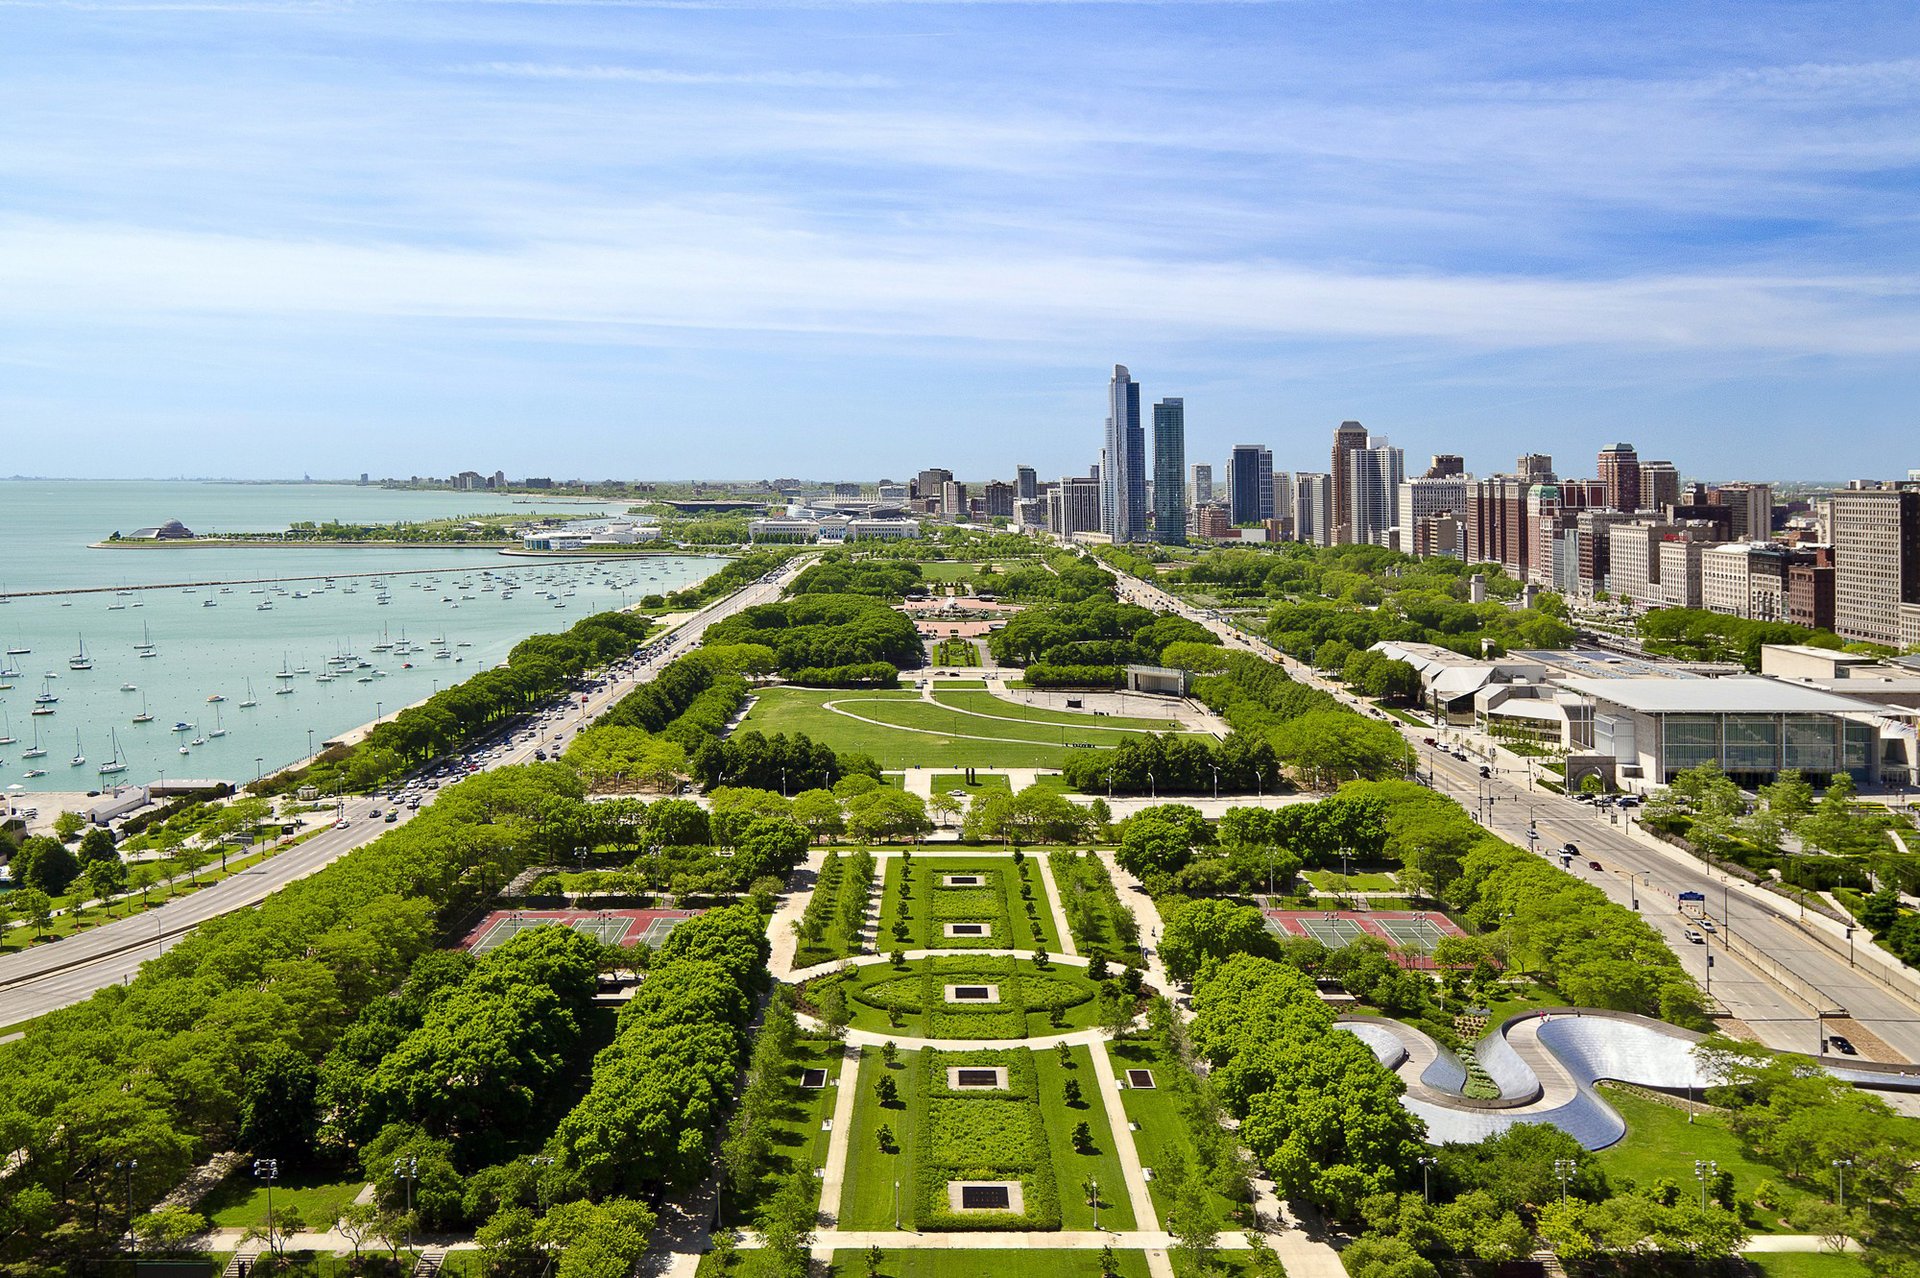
[
  {"left": 878, "top": 853, "right": 1062, "bottom": 953},
  {"left": 1035, "top": 1042, "right": 1137, "bottom": 1230},
  {"left": 1107, "top": 1041, "right": 1238, "bottom": 1225},
  {"left": 828, "top": 1252, "right": 1152, "bottom": 1278},
  {"left": 1746, "top": 1254, "right": 1871, "bottom": 1278},
  {"left": 1594, "top": 1086, "right": 1822, "bottom": 1233},
  {"left": 727, "top": 1036, "right": 847, "bottom": 1219},
  {"left": 932, "top": 773, "right": 1013, "bottom": 796},
  {"left": 202, "top": 1167, "right": 366, "bottom": 1229},
  {"left": 740, "top": 687, "right": 1089, "bottom": 768},
  {"left": 916, "top": 562, "right": 981, "bottom": 582},
  {"left": 928, "top": 689, "right": 1180, "bottom": 733},
  {"left": 827, "top": 955, "right": 1099, "bottom": 1039},
  {"left": 1304, "top": 869, "right": 1400, "bottom": 892}
]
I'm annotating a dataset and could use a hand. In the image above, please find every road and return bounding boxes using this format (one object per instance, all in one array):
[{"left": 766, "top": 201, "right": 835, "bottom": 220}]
[
  {"left": 1105, "top": 562, "right": 1920, "bottom": 1064},
  {"left": 0, "top": 556, "right": 808, "bottom": 1024}
]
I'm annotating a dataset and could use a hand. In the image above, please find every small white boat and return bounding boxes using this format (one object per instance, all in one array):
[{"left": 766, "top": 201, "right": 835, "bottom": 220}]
[
  {"left": 70, "top": 731, "right": 85, "bottom": 767},
  {"left": 133, "top": 693, "right": 153, "bottom": 724},
  {"left": 122, "top": 681, "right": 137, "bottom": 692},
  {"left": 240, "top": 678, "right": 258, "bottom": 708}
]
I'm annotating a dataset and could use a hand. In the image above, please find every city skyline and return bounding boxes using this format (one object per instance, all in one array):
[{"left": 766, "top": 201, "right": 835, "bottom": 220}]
[{"left": 5, "top": 1, "right": 1920, "bottom": 478}]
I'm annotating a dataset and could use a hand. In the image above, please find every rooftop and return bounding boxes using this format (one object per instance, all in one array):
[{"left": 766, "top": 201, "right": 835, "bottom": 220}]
[{"left": 1556, "top": 675, "right": 1885, "bottom": 716}]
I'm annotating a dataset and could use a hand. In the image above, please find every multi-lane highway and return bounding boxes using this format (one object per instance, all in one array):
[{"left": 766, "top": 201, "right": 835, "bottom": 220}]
[
  {"left": 0, "top": 556, "right": 807, "bottom": 1025},
  {"left": 1106, "top": 562, "right": 1920, "bottom": 1063}
]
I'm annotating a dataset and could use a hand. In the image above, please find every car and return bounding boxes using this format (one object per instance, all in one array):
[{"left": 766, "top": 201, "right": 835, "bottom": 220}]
[
  {"left": 1700, "top": 918, "right": 1717, "bottom": 933},
  {"left": 534, "top": 750, "right": 547, "bottom": 761},
  {"left": 335, "top": 819, "right": 351, "bottom": 830},
  {"left": 1562, "top": 842, "right": 1581, "bottom": 855},
  {"left": 1478, "top": 765, "right": 1492, "bottom": 778},
  {"left": 384, "top": 811, "right": 399, "bottom": 823},
  {"left": 1587, "top": 860, "right": 1603, "bottom": 871},
  {"left": 1453, "top": 750, "right": 1469, "bottom": 762},
  {"left": 1685, "top": 930, "right": 1705, "bottom": 944},
  {"left": 1828, "top": 1035, "right": 1857, "bottom": 1055}
]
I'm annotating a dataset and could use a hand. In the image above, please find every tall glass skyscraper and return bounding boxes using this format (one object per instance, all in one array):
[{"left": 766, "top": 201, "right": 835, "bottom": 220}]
[
  {"left": 1102, "top": 365, "right": 1146, "bottom": 542},
  {"left": 1152, "top": 398, "right": 1186, "bottom": 545},
  {"left": 1229, "top": 444, "right": 1273, "bottom": 524}
]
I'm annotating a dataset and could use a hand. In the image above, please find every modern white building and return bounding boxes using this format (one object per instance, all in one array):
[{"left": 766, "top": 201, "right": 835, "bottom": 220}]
[{"left": 1396, "top": 476, "right": 1469, "bottom": 560}]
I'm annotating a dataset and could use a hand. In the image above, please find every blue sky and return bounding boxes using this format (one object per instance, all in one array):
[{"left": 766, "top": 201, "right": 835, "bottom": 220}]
[{"left": 2, "top": 0, "right": 1917, "bottom": 483}]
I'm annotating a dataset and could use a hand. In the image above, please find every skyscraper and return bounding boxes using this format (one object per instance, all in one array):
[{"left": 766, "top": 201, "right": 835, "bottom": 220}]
[
  {"left": 1330, "top": 421, "right": 1370, "bottom": 544},
  {"left": 1015, "top": 466, "right": 1038, "bottom": 501},
  {"left": 1292, "top": 472, "right": 1332, "bottom": 546},
  {"left": 1151, "top": 398, "right": 1187, "bottom": 545},
  {"left": 1640, "top": 461, "right": 1681, "bottom": 513},
  {"left": 1517, "top": 454, "right": 1556, "bottom": 483},
  {"left": 1228, "top": 445, "right": 1273, "bottom": 524},
  {"left": 1597, "top": 443, "right": 1642, "bottom": 513},
  {"left": 1346, "top": 438, "right": 1405, "bottom": 546},
  {"left": 1102, "top": 365, "right": 1146, "bottom": 543},
  {"left": 1190, "top": 463, "right": 1213, "bottom": 507},
  {"left": 1828, "top": 488, "right": 1920, "bottom": 647}
]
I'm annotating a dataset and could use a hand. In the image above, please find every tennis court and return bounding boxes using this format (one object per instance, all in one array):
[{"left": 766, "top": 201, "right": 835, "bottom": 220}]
[
  {"left": 1264, "top": 909, "right": 1468, "bottom": 970},
  {"left": 462, "top": 908, "right": 701, "bottom": 954}
]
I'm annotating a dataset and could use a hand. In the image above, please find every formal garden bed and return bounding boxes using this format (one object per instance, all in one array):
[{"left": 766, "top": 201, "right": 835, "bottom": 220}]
[
  {"left": 877, "top": 852, "right": 1061, "bottom": 953},
  {"left": 821, "top": 955, "right": 1103, "bottom": 1039}
]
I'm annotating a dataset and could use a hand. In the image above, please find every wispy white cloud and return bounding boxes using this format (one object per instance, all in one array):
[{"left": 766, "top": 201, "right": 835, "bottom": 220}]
[{"left": 454, "top": 61, "right": 894, "bottom": 87}]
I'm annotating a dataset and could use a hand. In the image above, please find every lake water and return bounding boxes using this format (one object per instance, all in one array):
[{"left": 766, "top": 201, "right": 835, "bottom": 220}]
[{"left": 0, "top": 481, "right": 723, "bottom": 794}]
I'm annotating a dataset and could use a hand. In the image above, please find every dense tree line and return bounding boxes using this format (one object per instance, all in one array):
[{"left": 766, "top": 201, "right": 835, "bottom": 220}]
[
  {"left": 789, "top": 555, "right": 925, "bottom": 599},
  {"left": 1190, "top": 953, "right": 1426, "bottom": 1217},
  {"left": 0, "top": 765, "right": 580, "bottom": 1266},
  {"left": 703, "top": 595, "right": 923, "bottom": 674},
  {"left": 1638, "top": 607, "right": 1855, "bottom": 670},
  {"left": 553, "top": 903, "right": 770, "bottom": 1194},
  {"left": 1058, "top": 732, "right": 1278, "bottom": 797},
  {"left": 656, "top": 551, "right": 790, "bottom": 611},
  {"left": 1189, "top": 651, "right": 1413, "bottom": 783},
  {"left": 988, "top": 598, "right": 1217, "bottom": 669},
  {"left": 691, "top": 729, "right": 860, "bottom": 792}
]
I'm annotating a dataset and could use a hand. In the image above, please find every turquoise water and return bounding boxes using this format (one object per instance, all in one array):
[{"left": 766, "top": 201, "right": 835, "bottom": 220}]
[{"left": 0, "top": 481, "right": 722, "bottom": 794}]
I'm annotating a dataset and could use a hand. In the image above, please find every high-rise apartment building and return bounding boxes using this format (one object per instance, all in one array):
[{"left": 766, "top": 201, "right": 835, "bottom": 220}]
[
  {"left": 1102, "top": 366, "right": 1147, "bottom": 542},
  {"left": 1714, "top": 483, "right": 1774, "bottom": 541},
  {"left": 1597, "top": 444, "right": 1642, "bottom": 513},
  {"left": 1397, "top": 477, "right": 1469, "bottom": 560},
  {"left": 1190, "top": 463, "right": 1213, "bottom": 507},
  {"left": 1465, "top": 476, "right": 1532, "bottom": 576},
  {"left": 1048, "top": 476, "right": 1103, "bottom": 537},
  {"left": 983, "top": 480, "right": 1015, "bottom": 519},
  {"left": 1517, "top": 454, "right": 1555, "bottom": 483},
  {"left": 1828, "top": 488, "right": 1920, "bottom": 646},
  {"left": 941, "top": 480, "right": 968, "bottom": 517},
  {"left": 1228, "top": 445, "right": 1274, "bottom": 524},
  {"left": 1015, "top": 466, "right": 1038, "bottom": 501},
  {"left": 1292, "top": 472, "right": 1332, "bottom": 547},
  {"left": 1640, "top": 461, "right": 1681, "bottom": 513},
  {"left": 1345, "top": 439, "right": 1404, "bottom": 546},
  {"left": 1151, "top": 398, "right": 1187, "bottom": 545},
  {"left": 1330, "top": 421, "right": 1370, "bottom": 543},
  {"left": 913, "top": 467, "right": 954, "bottom": 501},
  {"left": 1424, "top": 454, "right": 1466, "bottom": 479}
]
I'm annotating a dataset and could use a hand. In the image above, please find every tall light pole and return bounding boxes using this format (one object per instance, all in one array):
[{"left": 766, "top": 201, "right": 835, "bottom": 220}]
[
  {"left": 254, "top": 1158, "right": 279, "bottom": 1255},
  {"left": 394, "top": 1156, "right": 418, "bottom": 1254},
  {"left": 117, "top": 1158, "right": 138, "bottom": 1253},
  {"left": 1693, "top": 1159, "right": 1718, "bottom": 1210},
  {"left": 1553, "top": 1158, "right": 1576, "bottom": 1203},
  {"left": 1417, "top": 1156, "right": 1436, "bottom": 1204},
  {"left": 1086, "top": 1175, "right": 1100, "bottom": 1230},
  {"left": 1832, "top": 1158, "right": 1852, "bottom": 1211}
]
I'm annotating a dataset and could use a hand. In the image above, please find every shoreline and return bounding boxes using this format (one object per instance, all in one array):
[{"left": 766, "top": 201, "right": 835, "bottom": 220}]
[{"left": 2, "top": 553, "right": 724, "bottom": 599}]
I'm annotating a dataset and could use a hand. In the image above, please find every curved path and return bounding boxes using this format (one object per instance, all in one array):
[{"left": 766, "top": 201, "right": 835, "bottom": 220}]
[{"left": 1341, "top": 1008, "right": 1920, "bottom": 1149}]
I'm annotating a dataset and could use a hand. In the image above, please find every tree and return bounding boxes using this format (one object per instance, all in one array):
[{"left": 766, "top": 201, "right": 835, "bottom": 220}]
[
  {"left": 16, "top": 888, "right": 52, "bottom": 938},
  {"left": 816, "top": 982, "right": 850, "bottom": 1041},
  {"left": 13, "top": 836, "right": 79, "bottom": 896},
  {"left": 874, "top": 1074, "right": 898, "bottom": 1107},
  {"left": 1065, "top": 1078, "right": 1082, "bottom": 1106},
  {"left": 337, "top": 1200, "right": 380, "bottom": 1265},
  {"left": 865, "top": 1244, "right": 884, "bottom": 1278},
  {"left": 1158, "top": 898, "right": 1279, "bottom": 981},
  {"left": 881, "top": 1040, "right": 899, "bottom": 1067},
  {"left": 928, "top": 792, "right": 961, "bottom": 827},
  {"left": 132, "top": 1207, "right": 207, "bottom": 1253},
  {"left": 78, "top": 825, "right": 119, "bottom": 865},
  {"left": 1098, "top": 985, "right": 1135, "bottom": 1039},
  {"left": 83, "top": 857, "right": 127, "bottom": 907},
  {"left": 1169, "top": 1173, "right": 1220, "bottom": 1277},
  {"left": 52, "top": 810, "right": 85, "bottom": 842},
  {"left": 1072, "top": 1120, "right": 1094, "bottom": 1154}
]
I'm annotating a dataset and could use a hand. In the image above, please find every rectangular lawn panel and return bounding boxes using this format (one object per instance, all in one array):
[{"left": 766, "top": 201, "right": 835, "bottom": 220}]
[
  {"left": 840, "top": 1046, "right": 919, "bottom": 1230},
  {"left": 888, "top": 855, "right": 1061, "bottom": 953},
  {"left": 913, "top": 1049, "right": 1059, "bottom": 1230},
  {"left": 739, "top": 686, "right": 1086, "bottom": 769},
  {"left": 1035, "top": 1041, "right": 1137, "bottom": 1231},
  {"left": 1107, "top": 1041, "right": 1237, "bottom": 1225},
  {"left": 826, "top": 1250, "right": 1153, "bottom": 1278}
]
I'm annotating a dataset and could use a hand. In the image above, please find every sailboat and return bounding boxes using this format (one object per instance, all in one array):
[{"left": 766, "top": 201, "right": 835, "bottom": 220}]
[
  {"left": 240, "top": 678, "right": 259, "bottom": 708},
  {"left": 69, "top": 635, "right": 93, "bottom": 671},
  {"left": 69, "top": 731, "right": 85, "bottom": 767},
  {"left": 0, "top": 712, "right": 12, "bottom": 746},
  {"left": 23, "top": 719, "right": 46, "bottom": 758},
  {"left": 134, "top": 621, "right": 156, "bottom": 653},
  {"left": 31, "top": 677, "right": 57, "bottom": 715},
  {"left": 208, "top": 705, "right": 227, "bottom": 739},
  {"left": 133, "top": 692, "right": 154, "bottom": 724},
  {"left": 98, "top": 731, "right": 128, "bottom": 775}
]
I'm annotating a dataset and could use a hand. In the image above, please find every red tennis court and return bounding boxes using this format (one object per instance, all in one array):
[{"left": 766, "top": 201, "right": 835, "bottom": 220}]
[
  {"left": 461, "top": 907, "right": 701, "bottom": 954},
  {"left": 1264, "top": 909, "right": 1467, "bottom": 970}
]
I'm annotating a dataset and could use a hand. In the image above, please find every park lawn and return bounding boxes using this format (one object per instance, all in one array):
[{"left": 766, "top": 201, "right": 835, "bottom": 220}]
[
  {"left": 1594, "top": 1086, "right": 1820, "bottom": 1233},
  {"left": 832, "top": 956, "right": 1102, "bottom": 1039},
  {"left": 884, "top": 853, "right": 1062, "bottom": 953},
  {"left": 930, "top": 679, "right": 989, "bottom": 689},
  {"left": 841, "top": 1046, "right": 919, "bottom": 1229},
  {"left": 848, "top": 697, "right": 1135, "bottom": 750},
  {"left": 1106, "top": 1041, "right": 1237, "bottom": 1226},
  {"left": 915, "top": 562, "right": 980, "bottom": 582},
  {"left": 1048, "top": 851, "right": 1145, "bottom": 966},
  {"left": 827, "top": 1250, "right": 1152, "bottom": 1278},
  {"left": 741, "top": 687, "right": 1085, "bottom": 770},
  {"left": 933, "top": 773, "right": 1013, "bottom": 796},
  {"left": 202, "top": 1166, "right": 367, "bottom": 1229},
  {"left": 1035, "top": 1042, "right": 1137, "bottom": 1230},
  {"left": 929, "top": 688, "right": 1180, "bottom": 733},
  {"left": 1746, "top": 1255, "right": 1871, "bottom": 1278},
  {"left": 1304, "top": 869, "right": 1399, "bottom": 893},
  {"left": 729, "top": 1036, "right": 848, "bottom": 1220}
]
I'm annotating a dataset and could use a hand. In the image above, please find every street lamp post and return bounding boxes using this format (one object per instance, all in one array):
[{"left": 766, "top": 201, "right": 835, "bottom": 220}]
[
  {"left": 394, "top": 1156, "right": 418, "bottom": 1254},
  {"left": 1553, "top": 1158, "right": 1576, "bottom": 1203},
  {"left": 1087, "top": 1175, "right": 1101, "bottom": 1230},
  {"left": 1417, "top": 1156, "right": 1436, "bottom": 1204},
  {"left": 1693, "top": 1159, "right": 1718, "bottom": 1210},
  {"left": 1833, "top": 1158, "right": 1852, "bottom": 1210},
  {"left": 254, "top": 757, "right": 263, "bottom": 785},
  {"left": 117, "top": 1158, "right": 138, "bottom": 1253},
  {"left": 1210, "top": 765, "right": 1219, "bottom": 801},
  {"left": 254, "top": 1158, "right": 278, "bottom": 1255}
]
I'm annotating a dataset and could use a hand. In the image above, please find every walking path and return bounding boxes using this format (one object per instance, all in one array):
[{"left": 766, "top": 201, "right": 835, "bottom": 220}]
[
  {"left": 817, "top": 1045, "right": 864, "bottom": 1224},
  {"left": 1034, "top": 853, "right": 1078, "bottom": 958}
]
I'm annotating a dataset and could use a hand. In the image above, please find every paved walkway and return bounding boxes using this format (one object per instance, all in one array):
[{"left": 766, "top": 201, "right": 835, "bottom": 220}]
[
  {"left": 1034, "top": 853, "right": 1078, "bottom": 957},
  {"left": 817, "top": 1045, "right": 864, "bottom": 1224}
]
